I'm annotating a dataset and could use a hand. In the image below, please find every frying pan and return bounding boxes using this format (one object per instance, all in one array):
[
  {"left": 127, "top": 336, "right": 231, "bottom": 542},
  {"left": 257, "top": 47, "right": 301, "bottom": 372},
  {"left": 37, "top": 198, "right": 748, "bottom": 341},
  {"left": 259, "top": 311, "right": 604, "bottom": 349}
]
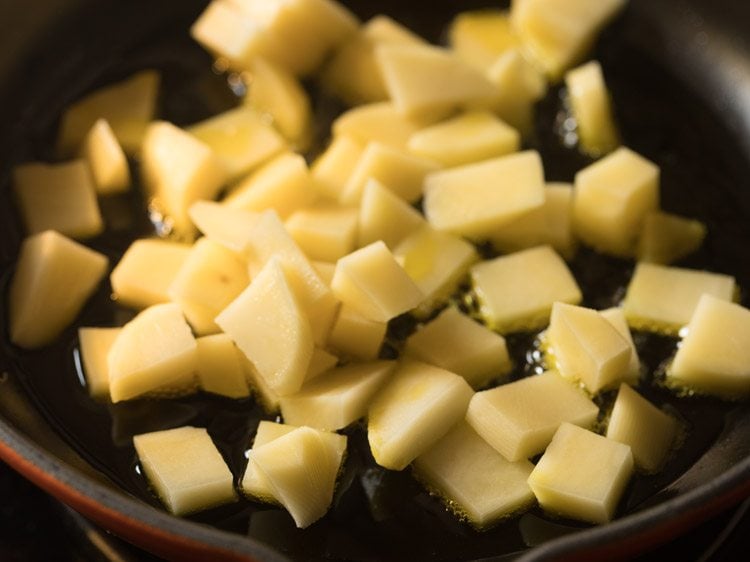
[{"left": 1, "top": 0, "right": 750, "bottom": 560}]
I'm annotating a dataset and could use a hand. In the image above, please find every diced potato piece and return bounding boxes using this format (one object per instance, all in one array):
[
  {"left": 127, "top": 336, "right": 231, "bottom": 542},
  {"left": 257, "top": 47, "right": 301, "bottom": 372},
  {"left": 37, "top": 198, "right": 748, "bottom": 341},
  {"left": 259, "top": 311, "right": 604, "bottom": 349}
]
[
  {"left": 280, "top": 361, "right": 395, "bottom": 431},
  {"left": 341, "top": 142, "right": 439, "bottom": 206},
  {"left": 376, "top": 43, "right": 500, "bottom": 118},
  {"left": 331, "top": 241, "right": 423, "bottom": 323},
  {"left": 333, "top": 102, "right": 425, "bottom": 151},
  {"left": 305, "top": 347, "right": 339, "bottom": 381},
  {"left": 528, "top": 423, "right": 634, "bottom": 524},
  {"left": 188, "top": 201, "right": 262, "bottom": 253},
  {"left": 237, "top": 351, "right": 280, "bottom": 413},
  {"left": 358, "top": 178, "right": 425, "bottom": 249},
  {"left": 490, "top": 183, "right": 577, "bottom": 259},
  {"left": 310, "top": 136, "right": 364, "bottom": 201},
  {"left": 413, "top": 421, "right": 534, "bottom": 529},
  {"left": 423, "top": 151, "right": 545, "bottom": 239},
  {"left": 368, "top": 360, "right": 474, "bottom": 470},
  {"left": 141, "top": 121, "right": 227, "bottom": 238},
  {"left": 9, "top": 231, "right": 108, "bottom": 349},
  {"left": 547, "top": 302, "right": 632, "bottom": 394},
  {"left": 78, "top": 327, "right": 121, "bottom": 399},
  {"left": 216, "top": 258, "right": 313, "bottom": 396},
  {"left": 224, "top": 152, "right": 316, "bottom": 219},
  {"left": 448, "top": 10, "right": 520, "bottom": 71},
  {"left": 327, "top": 304, "right": 387, "bottom": 361},
  {"left": 394, "top": 226, "right": 479, "bottom": 315},
  {"left": 188, "top": 106, "right": 286, "bottom": 180},
  {"left": 404, "top": 306, "right": 511, "bottom": 389},
  {"left": 286, "top": 205, "right": 358, "bottom": 262},
  {"left": 57, "top": 70, "right": 159, "bottom": 155},
  {"left": 243, "top": 57, "right": 312, "bottom": 147},
  {"left": 195, "top": 334, "right": 250, "bottom": 398},
  {"left": 606, "top": 384, "right": 678, "bottom": 472},
  {"left": 13, "top": 161, "right": 103, "bottom": 239},
  {"left": 251, "top": 426, "right": 347, "bottom": 528},
  {"left": 133, "top": 426, "right": 236, "bottom": 515},
  {"left": 565, "top": 60, "right": 619, "bottom": 156},
  {"left": 668, "top": 295, "right": 750, "bottom": 398},
  {"left": 573, "top": 147, "right": 660, "bottom": 257},
  {"left": 168, "top": 238, "right": 249, "bottom": 335},
  {"left": 622, "top": 263, "right": 736, "bottom": 333},
  {"left": 108, "top": 303, "right": 197, "bottom": 402},
  {"left": 637, "top": 211, "right": 707, "bottom": 265},
  {"left": 82, "top": 119, "right": 130, "bottom": 194},
  {"left": 600, "top": 308, "right": 640, "bottom": 385},
  {"left": 466, "top": 371, "right": 598, "bottom": 461},
  {"left": 311, "top": 260, "right": 336, "bottom": 287},
  {"left": 320, "top": 15, "right": 425, "bottom": 105},
  {"left": 471, "top": 245, "right": 582, "bottom": 333},
  {"left": 110, "top": 239, "right": 191, "bottom": 309},
  {"left": 510, "top": 0, "right": 627, "bottom": 81}
]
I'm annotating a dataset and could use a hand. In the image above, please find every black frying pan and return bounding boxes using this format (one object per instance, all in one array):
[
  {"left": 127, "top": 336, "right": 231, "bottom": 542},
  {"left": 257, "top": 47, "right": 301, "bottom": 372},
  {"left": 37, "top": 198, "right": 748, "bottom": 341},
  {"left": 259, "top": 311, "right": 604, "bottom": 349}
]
[{"left": 1, "top": 1, "right": 750, "bottom": 560}]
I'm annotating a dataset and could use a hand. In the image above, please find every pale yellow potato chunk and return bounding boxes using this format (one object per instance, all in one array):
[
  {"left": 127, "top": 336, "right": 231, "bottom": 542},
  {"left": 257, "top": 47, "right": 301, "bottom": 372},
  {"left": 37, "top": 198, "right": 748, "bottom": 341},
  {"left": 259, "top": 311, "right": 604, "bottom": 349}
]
[
  {"left": 547, "top": 302, "right": 632, "bottom": 394},
  {"left": 110, "top": 239, "right": 191, "bottom": 309},
  {"left": 82, "top": 119, "right": 130, "bottom": 194},
  {"left": 466, "top": 371, "right": 598, "bottom": 461},
  {"left": 511, "top": 0, "right": 627, "bottom": 81},
  {"left": 78, "top": 327, "right": 121, "bottom": 399},
  {"left": 368, "top": 360, "right": 474, "bottom": 471},
  {"left": 448, "top": 10, "right": 520, "bottom": 71},
  {"left": 188, "top": 201, "right": 262, "bottom": 253},
  {"left": 358, "top": 178, "right": 425, "bottom": 250},
  {"left": 622, "top": 263, "right": 736, "bottom": 334},
  {"left": 13, "top": 161, "right": 103, "bottom": 239},
  {"left": 108, "top": 303, "right": 197, "bottom": 402},
  {"left": 606, "top": 384, "right": 679, "bottom": 472},
  {"left": 327, "top": 304, "right": 387, "bottom": 361},
  {"left": 394, "top": 226, "right": 479, "bottom": 316},
  {"left": 573, "top": 147, "right": 659, "bottom": 257},
  {"left": 565, "top": 60, "right": 619, "bottom": 156},
  {"left": 528, "top": 423, "right": 633, "bottom": 524},
  {"left": 141, "top": 121, "right": 227, "bottom": 238},
  {"left": 404, "top": 306, "right": 511, "bottom": 389},
  {"left": 134, "top": 426, "right": 236, "bottom": 516},
  {"left": 195, "top": 334, "right": 250, "bottom": 398},
  {"left": 310, "top": 136, "right": 364, "bottom": 201},
  {"left": 188, "top": 106, "right": 286, "bottom": 180},
  {"left": 237, "top": 351, "right": 281, "bottom": 413},
  {"left": 223, "top": 152, "right": 316, "bottom": 219},
  {"left": 333, "top": 102, "right": 426, "bottom": 151},
  {"left": 471, "top": 245, "right": 582, "bottom": 333},
  {"left": 413, "top": 421, "right": 534, "bottom": 529},
  {"left": 57, "top": 70, "right": 159, "bottom": 155},
  {"left": 408, "top": 111, "right": 520, "bottom": 167},
  {"left": 311, "top": 260, "right": 336, "bottom": 287},
  {"left": 168, "top": 238, "right": 249, "bottom": 335},
  {"left": 286, "top": 205, "right": 358, "bottom": 263},
  {"left": 668, "top": 295, "right": 750, "bottom": 398},
  {"left": 9, "top": 231, "right": 108, "bottom": 349},
  {"left": 280, "top": 361, "right": 395, "bottom": 431},
  {"left": 331, "top": 241, "right": 423, "bottom": 323},
  {"left": 341, "top": 141, "right": 439, "bottom": 205},
  {"left": 423, "top": 151, "right": 545, "bottom": 239},
  {"left": 637, "top": 211, "right": 707, "bottom": 265},
  {"left": 600, "top": 308, "right": 641, "bottom": 385},
  {"left": 305, "top": 347, "right": 339, "bottom": 382}
]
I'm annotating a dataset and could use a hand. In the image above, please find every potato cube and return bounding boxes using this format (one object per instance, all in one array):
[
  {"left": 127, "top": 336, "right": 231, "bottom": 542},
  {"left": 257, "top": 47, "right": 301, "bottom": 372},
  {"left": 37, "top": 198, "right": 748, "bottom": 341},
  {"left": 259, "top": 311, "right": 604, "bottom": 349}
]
[
  {"left": 423, "top": 151, "right": 545, "bottom": 239},
  {"left": 107, "top": 303, "right": 197, "bottom": 402},
  {"left": 622, "top": 263, "right": 736, "bottom": 333},
  {"left": 327, "top": 304, "right": 387, "bottom": 361},
  {"left": 668, "top": 295, "right": 750, "bottom": 398},
  {"left": 333, "top": 102, "right": 425, "bottom": 151},
  {"left": 331, "top": 241, "right": 423, "bottom": 323},
  {"left": 280, "top": 361, "right": 395, "bottom": 431},
  {"left": 413, "top": 421, "right": 534, "bottom": 529},
  {"left": 9, "top": 231, "right": 108, "bottom": 348},
  {"left": 286, "top": 205, "right": 358, "bottom": 263},
  {"left": 188, "top": 201, "right": 262, "bottom": 253},
  {"left": 110, "top": 239, "right": 191, "bottom": 309},
  {"left": 448, "top": 10, "right": 520, "bottom": 71},
  {"left": 195, "top": 334, "right": 250, "bottom": 398},
  {"left": 404, "top": 306, "right": 511, "bottom": 389},
  {"left": 311, "top": 260, "right": 336, "bottom": 287},
  {"left": 466, "top": 371, "right": 598, "bottom": 461},
  {"left": 237, "top": 351, "right": 281, "bottom": 413},
  {"left": 188, "top": 106, "right": 286, "bottom": 180},
  {"left": 573, "top": 147, "right": 659, "bottom": 257},
  {"left": 310, "top": 136, "right": 364, "bottom": 201},
  {"left": 82, "top": 119, "right": 130, "bottom": 194},
  {"left": 471, "top": 245, "right": 582, "bottom": 333},
  {"left": 637, "top": 211, "right": 706, "bottom": 265},
  {"left": 78, "top": 327, "right": 121, "bottom": 399},
  {"left": 305, "top": 347, "right": 339, "bottom": 381},
  {"left": 133, "top": 426, "right": 236, "bottom": 515},
  {"left": 600, "top": 308, "right": 641, "bottom": 385},
  {"left": 368, "top": 360, "right": 474, "bottom": 470},
  {"left": 358, "top": 178, "right": 425, "bottom": 250},
  {"left": 606, "top": 384, "right": 679, "bottom": 472},
  {"left": 13, "top": 161, "right": 103, "bottom": 239},
  {"left": 528, "top": 423, "right": 633, "bottom": 524}
]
